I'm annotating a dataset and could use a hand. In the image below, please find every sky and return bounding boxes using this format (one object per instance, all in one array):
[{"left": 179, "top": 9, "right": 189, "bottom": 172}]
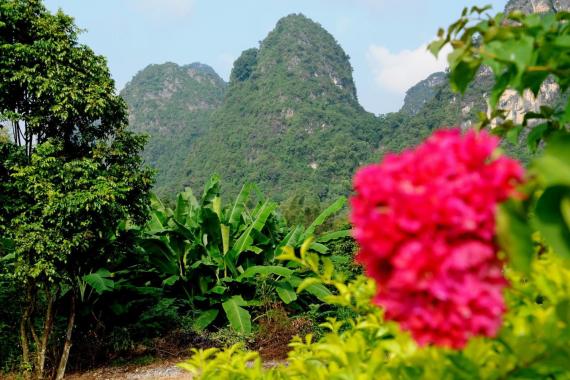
[{"left": 43, "top": 0, "right": 506, "bottom": 115}]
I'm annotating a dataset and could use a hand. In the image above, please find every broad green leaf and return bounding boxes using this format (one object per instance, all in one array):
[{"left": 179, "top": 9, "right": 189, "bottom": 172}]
[
  {"left": 212, "top": 196, "right": 222, "bottom": 219},
  {"left": 83, "top": 269, "right": 114, "bottom": 295},
  {"left": 292, "top": 276, "right": 332, "bottom": 301},
  {"left": 162, "top": 275, "right": 180, "bottom": 287},
  {"left": 209, "top": 285, "right": 227, "bottom": 295},
  {"left": 222, "top": 296, "right": 252, "bottom": 334},
  {"left": 233, "top": 201, "right": 276, "bottom": 255},
  {"left": 201, "top": 174, "right": 220, "bottom": 206},
  {"left": 534, "top": 186, "right": 570, "bottom": 260},
  {"left": 238, "top": 265, "right": 293, "bottom": 280},
  {"left": 533, "top": 134, "right": 570, "bottom": 187},
  {"left": 174, "top": 192, "right": 189, "bottom": 223},
  {"left": 140, "top": 237, "right": 180, "bottom": 275},
  {"left": 277, "top": 225, "right": 304, "bottom": 250},
  {"left": 317, "top": 230, "right": 352, "bottom": 243},
  {"left": 221, "top": 224, "right": 230, "bottom": 255},
  {"left": 526, "top": 123, "right": 549, "bottom": 152},
  {"left": 497, "top": 200, "right": 534, "bottom": 273},
  {"left": 145, "top": 211, "right": 166, "bottom": 234},
  {"left": 310, "top": 242, "right": 328, "bottom": 254},
  {"left": 302, "top": 197, "right": 345, "bottom": 241},
  {"left": 228, "top": 183, "right": 252, "bottom": 227},
  {"left": 275, "top": 281, "right": 297, "bottom": 304},
  {"left": 192, "top": 309, "right": 219, "bottom": 331}
]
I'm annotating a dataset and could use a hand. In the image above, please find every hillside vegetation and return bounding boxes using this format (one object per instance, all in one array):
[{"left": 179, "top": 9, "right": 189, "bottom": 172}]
[
  {"left": 121, "top": 62, "right": 227, "bottom": 198},
  {"left": 123, "top": 8, "right": 555, "bottom": 201}
]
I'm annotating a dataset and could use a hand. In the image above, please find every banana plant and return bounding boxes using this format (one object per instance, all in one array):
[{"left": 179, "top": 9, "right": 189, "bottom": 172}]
[
  {"left": 138, "top": 176, "right": 286, "bottom": 333},
  {"left": 138, "top": 176, "right": 350, "bottom": 334}
]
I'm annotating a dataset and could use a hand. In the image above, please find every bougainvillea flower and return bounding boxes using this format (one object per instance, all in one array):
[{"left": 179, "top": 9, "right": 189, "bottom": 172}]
[{"left": 350, "top": 129, "right": 523, "bottom": 349}]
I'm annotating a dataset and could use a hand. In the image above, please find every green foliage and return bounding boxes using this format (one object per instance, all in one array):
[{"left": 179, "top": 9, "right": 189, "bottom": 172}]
[
  {"left": 138, "top": 176, "right": 347, "bottom": 334},
  {"left": 7, "top": 136, "right": 151, "bottom": 283},
  {"left": 180, "top": 239, "right": 570, "bottom": 379},
  {"left": 230, "top": 48, "right": 259, "bottom": 82},
  {"left": 429, "top": 6, "right": 570, "bottom": 148},
  {"left": 0, "top": 1, "right": 153, "bottom": 377},
  {"left": 0, "top": 0, "right": 127, "bottom": 155}
]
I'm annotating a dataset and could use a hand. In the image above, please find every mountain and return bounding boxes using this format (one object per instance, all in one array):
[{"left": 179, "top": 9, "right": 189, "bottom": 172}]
[
  {"left": 122, "top": 0, "right": 565, "bottom": 202},
  {"left": 400, "top": 72, "right": 447, "bottom": 116},
  {"left": 505, "top": 0, "right": 570, "bottom": 13},
  {"left": 391, "top": 0, "right": 568, "bottom": 161},
  {"left": 182, "top": 14, "right": 383, "bottom": 201},
  {"left": 121, "top": 62, "right": 226, "bottom": 197}
]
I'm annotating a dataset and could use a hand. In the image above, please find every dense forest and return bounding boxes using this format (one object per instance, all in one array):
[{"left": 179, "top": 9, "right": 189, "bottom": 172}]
[{"left": 1, "top": 0, "right": 570, "bottom": 379}]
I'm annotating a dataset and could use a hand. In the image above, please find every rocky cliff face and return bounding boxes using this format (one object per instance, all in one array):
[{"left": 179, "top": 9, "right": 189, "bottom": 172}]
[
  {"left": 505, "top": 0, "right": 570, "bottom": 14},
  {"left": 492, "top": 82, "right": 560, "bottom": 127},
  {"left": 490, "top": 0, "right": 566, "bottom": 127}
]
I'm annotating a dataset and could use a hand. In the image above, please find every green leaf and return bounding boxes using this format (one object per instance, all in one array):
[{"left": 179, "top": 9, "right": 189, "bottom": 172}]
[
  {"left": 302, "top": 197, "right": 346, "bottom": 241},
  {"left": 317, "top": 229, "right": 352, "bottom": 243},
  {"left": 193, "top": 309, "right": 219, "bottom": 331},
  {"left": 292, "top": 276, "right": 332, "bottom": 301},
  {"left": 526, "top": 123, "right": 549, "bottom": 152},
  {"left": 233, "top": 200, "right": 276, "bottom": 255},
  {"left": 449, "top": 60, "right": 479, "bottom": 94},
  {"left": 310, "top": 242, "right": 328, "bottom": 254},
  {"left": 201, "top": 174, "right": 220, "bottom": 206},
  {"left": 222, "top": 296, "right": 252, "bottom": 334},
  {"left": 534, "top": 186, "right": 570, "bottom": 261},
  {"left": 140, "top": 237, "right": 180, "bottom": 276},
  {"left": 497, "top": 200, "right": 534, "bottom": 273},
  {"left": 275, "top": 281, "right": 297, "bottom": 304},
  {"left": 228, "top": 183, "right": 252, "bottom": 227},
  {"left": 533, "top": 134, "right": 570, "bottom": 187},
  {"left": 83, "top": 269, "right": 114, "bottom": 295},
  {"left": 238, "top": 265, "right": 293, "bottom": 280},
  {"left": 162, "top": 275, "right": 180, "bottom": 287},
  {"left": 277, "top": 225, "right": 304, "bottom": 250}
]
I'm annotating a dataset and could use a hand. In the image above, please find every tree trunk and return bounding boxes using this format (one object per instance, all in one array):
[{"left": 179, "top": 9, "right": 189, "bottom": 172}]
[
  {"left": 20, "top": 306, "right": 31, "bottom": 378},
  {"left": 36, "top": 289, "right": 55, "bottom": 379},
  {"left": 55, "top": 293, "right": 75, "bottom": 380},
  {"left": 20, "top": 284, "right": 34, "bottom": 379}
]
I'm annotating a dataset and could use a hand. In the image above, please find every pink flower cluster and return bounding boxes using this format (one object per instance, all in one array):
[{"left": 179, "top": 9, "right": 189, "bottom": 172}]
[{"left": 350, "top": 129, "right": 523, "bottom": 349}]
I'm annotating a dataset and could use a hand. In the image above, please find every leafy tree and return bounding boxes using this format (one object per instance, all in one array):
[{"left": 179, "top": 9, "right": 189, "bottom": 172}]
[
  {"left": 0, "top": 0, "right": 125, "bottom": 158},
  {"left": 230, "top": 48, "right": 259, "bottom": 82},
  {"left": 0, "top": 1, "right": 153, "bottom": 378}
]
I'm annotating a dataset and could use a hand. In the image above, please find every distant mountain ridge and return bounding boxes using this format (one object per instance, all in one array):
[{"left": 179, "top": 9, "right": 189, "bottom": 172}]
[
  {"left": 121, "top": 62, "right": 226, "bottom": 197},
  {"left": 122, "top": 0, "right": 563, "bottom": 201}
]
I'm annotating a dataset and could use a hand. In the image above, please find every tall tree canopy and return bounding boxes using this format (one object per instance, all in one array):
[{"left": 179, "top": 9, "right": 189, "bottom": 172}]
[{"left": 0, "top": 1, "right": 153, "bottom": 378}]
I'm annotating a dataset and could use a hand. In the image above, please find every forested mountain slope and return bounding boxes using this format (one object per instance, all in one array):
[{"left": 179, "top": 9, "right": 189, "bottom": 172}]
[
  {"left": 122, "top": 0, "right": 568, "bottom": 200},
  {"left": 121, "top": 62, "right": 226, "bottom": 197},
  {"left": 183, "top": 14, "right": 383, "bottom": 201}
]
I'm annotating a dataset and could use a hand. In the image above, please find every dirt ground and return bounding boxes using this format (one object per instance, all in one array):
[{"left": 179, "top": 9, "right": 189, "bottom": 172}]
[{"left": 63, "top": 357, "right": 193, "bottom": 380}]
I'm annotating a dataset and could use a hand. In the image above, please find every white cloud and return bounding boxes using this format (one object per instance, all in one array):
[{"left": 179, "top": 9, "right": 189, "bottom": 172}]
[
  {"left": 367, "top": 42, "right": 451, "bottom": 95},
  {"left": 129, "top": 0, "right": 195, "bottom": 19}
]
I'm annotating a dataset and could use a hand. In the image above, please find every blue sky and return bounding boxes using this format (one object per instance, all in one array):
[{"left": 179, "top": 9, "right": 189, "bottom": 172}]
[{"left": 44, "top": 0, "right": 506, "bottom": 114}]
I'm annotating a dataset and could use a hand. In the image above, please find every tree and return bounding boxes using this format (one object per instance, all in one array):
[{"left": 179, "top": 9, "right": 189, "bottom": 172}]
[
  {"left": 0, "top": 1, "right": 153, "bottom": 378},
  {"left": 230, "top": 48, "right": 258, "bottom": 82}
]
